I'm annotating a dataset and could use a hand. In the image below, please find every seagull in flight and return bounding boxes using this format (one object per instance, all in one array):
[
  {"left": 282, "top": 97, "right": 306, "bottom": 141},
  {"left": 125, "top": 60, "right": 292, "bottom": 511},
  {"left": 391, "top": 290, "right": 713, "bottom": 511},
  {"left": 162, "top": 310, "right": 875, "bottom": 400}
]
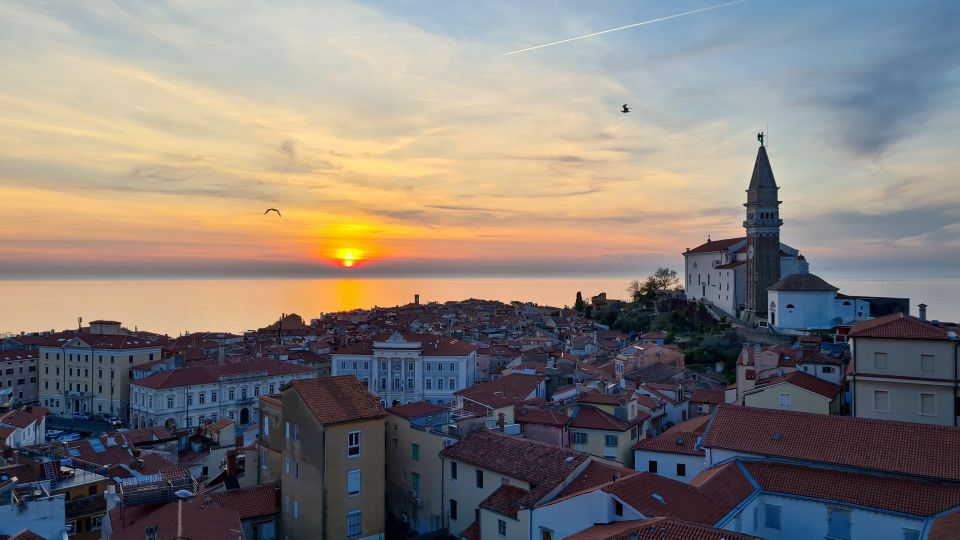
[
  {"left": 621, "top": 104, "right": 630, "bottom": 114},
  {"left": 264, "top": 208, "right": 282, "bottom": 217}
]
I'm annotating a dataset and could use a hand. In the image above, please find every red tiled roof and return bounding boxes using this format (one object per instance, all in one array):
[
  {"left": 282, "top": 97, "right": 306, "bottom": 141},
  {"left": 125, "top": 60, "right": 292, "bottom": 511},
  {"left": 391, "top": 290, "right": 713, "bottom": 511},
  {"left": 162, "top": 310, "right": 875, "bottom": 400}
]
[
  {"left": 634, "top": 430, "right": 704, "bottom": 456},
  {"left": 460, "top": 520, "right": 480, "bottom": 540},
  {"left": 515, "top": 408, "right": 570, "bottom": 427},
  {"left": 849, "top": 313, "right": 950, "bottom": 340},
  {"left": 577, "top": 391, "right": 634, "bottom": 406},
  {"left": 742, "top": 460, "right": 960, "bottom": 517},
  {"left": 604, "top": 472, "right": 726, "bottom": 524},
  {"left": 7, "top": 530, "right": 47, "bottom": 540},
  {"left": 748, "top": 370, "right": 841, "bottom": 399},
  {"left": 480, "top": 484, "right": 529, "bottom": 518},
  {"left": 702, "top": 404, "right": 960, "bottom": 480},
  {"left": 688, "top": 461, "right": 756, "bottom": 516},
  {"left": 112, "top": 426, "right": 176, "bottom": 446},
  {"left": 556, "top": 460, "right": 636, "bottom": 498},
  {"left": 0, "top": 406, "right": 47, "bottom": 428},
  {"left": 566, "top": 517, "right": 761, "bottom": 540},
  {"left": 133, "top": 359, "right": 315, "bottom": 389},
  {"left": 686, "top": 237, "right": 745, "bottom": 254},
  {"left": 931, "top": 507, "right": 960, "bottom": 540},
  {"left": 441, "top": 430, "right": 589, "bottom": 508},
  {"left": 690, "top": 390, "right": 724, "bottom": 405},
  {"left": 664, "top": 415, "right": 709, "bottom": 435},
  {"left": 0, "top": 349, "right": 38, "bottom": 362},
  {"left": 289, "top": 376, "right": 385, "bottom": 426},
  {"left": 108, "top": 499, "right": 243, "bottom": 540},
  {"left": 455, "top": 374, "right": 543, "bottom": 409},
  {"left": 209, "top": 482, "right": 281, "bottom": 519},
  {"left": 387, "top": 401, "right": 448, "bottom": 420},
  {"left": 570, "top": 406, "right": 645, "bottom": 432}
]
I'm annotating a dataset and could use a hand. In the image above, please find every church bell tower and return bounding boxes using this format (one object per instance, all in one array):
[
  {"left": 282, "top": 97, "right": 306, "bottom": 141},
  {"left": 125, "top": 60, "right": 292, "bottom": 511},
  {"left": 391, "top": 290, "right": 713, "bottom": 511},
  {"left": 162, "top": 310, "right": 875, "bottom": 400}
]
[{"left": 743, "top": 133, "right": 782, "bottom": 321}]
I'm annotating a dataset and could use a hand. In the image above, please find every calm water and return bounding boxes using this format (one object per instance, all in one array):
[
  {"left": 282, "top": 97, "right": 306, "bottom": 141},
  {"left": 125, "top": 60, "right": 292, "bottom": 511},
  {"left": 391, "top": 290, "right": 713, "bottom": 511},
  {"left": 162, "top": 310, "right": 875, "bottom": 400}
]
[{"left": 0, "top": 277, "right": 957, "bottom": 336}]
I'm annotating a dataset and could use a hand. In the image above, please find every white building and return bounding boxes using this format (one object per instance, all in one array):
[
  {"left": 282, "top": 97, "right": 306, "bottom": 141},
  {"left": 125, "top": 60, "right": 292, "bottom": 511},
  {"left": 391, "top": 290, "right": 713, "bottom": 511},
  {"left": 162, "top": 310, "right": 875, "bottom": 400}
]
[
  {"left": 331, "top": 332, "right": 478, "bottom": 406},
  {"left": 682, "top": 237, "right": 801, "bottom": 318},
  {"left": 767, "top": 258, "right": 871, "bottom": 331},
  {"left": 0, "top": 405, "right": 47, "bottom": 447},
  {"left": 129, "top": 359, "right": 316, "bottom": 430}
]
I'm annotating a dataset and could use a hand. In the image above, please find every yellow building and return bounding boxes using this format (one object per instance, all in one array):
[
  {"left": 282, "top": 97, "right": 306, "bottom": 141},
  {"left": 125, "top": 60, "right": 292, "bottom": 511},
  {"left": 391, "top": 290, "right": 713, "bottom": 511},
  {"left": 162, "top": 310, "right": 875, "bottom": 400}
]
[
  {"left": 37, "top": 321, "right": 162, "bottom": 421},
  {"left": 385, "top": 402, "right": 458, "bottom": 535},
  {"left": 567, "top": 392, "right": 649, "bottom": 468},
  {"left": 742, "top": 370, "right": 841, "bottom": 415},
  {"left": 279, "top": 376, "right": 386, "bottom": 540}
]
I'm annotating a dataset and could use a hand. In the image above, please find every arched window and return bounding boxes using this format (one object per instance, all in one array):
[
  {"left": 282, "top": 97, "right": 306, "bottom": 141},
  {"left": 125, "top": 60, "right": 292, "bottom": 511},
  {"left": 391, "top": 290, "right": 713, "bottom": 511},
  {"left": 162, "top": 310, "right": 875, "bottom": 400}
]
[
  {"left": 842, "top": 301, "right": 852, "bottom": 306},
  {"left": 786, "top": 304, "right": 795, "bottom": 309}
]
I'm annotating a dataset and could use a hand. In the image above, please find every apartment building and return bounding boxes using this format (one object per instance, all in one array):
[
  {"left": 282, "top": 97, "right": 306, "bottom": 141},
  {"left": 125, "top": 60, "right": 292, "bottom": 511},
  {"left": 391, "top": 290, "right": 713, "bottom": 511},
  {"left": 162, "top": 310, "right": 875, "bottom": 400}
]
[
  {"left": 0, "top": 348, "right": 39, "bottom": 407},
  {"left": 242, "top": 393, "right": 283, "bottom": 488},
  {"left": 37, "top": 321, "right": 163, "bottom": 420},
  {"left": 279, "top": 376, "right": 386, "bottom": 540},
  {"left": 331, "top": 332, "right": 478, "bottom": 406},
  {"left": 385, "top": 402, "right": 458, "bottom": 535},
  {"left": 848, "top": 313, "right": 959, "bottom": 425},
  {"left": 128, "top": 359, "right": 316, "bottom": 430}
]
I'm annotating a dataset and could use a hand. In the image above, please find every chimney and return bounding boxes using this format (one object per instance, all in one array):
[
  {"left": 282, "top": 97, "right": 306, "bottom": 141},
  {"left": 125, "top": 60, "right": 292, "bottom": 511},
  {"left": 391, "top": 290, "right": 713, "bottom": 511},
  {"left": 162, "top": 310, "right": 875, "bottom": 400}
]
[
  {"left": 226, "top": 451, "right": 238, "bottom": 477},
  {"left": 131, "top": 459, "right": 144, "bottom": 472},
  {"left": 918, "top": 303, "right": 928, "bottom": 322},
  {"left": 217, "top": 346, "right": 225, "bottom": 365},
  {"left": 497, "top": 412, "right": 506, "bottom": 432},
  {"left": 414, "top": 294, "right": 420, "bottom": 305},
  {"left": 797, "top": 254, "right": 809, "bottom": 274}
]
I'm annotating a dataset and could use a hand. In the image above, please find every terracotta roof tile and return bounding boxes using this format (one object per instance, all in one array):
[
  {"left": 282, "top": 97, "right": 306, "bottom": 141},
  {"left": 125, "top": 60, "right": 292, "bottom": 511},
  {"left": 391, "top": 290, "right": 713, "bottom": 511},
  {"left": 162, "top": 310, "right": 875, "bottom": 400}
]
[
  {"left": 566, "top": 517, "right": 761, "bottom": 540},
  {"left": 8, "top": 530, "right": 46, "bottom": 540},
  {"left": 515, "top": 408, "right": 571, "bottom": 427},
  {"left": 441, "top": 430, "right": 589, "bottom": 508},
  {"left": 690, "top": 390, "right": 723, "bottom": 405},
  {"left": 556, "top": 460, "right": 636, "bottom": 498},
  {"left": 748, "top": 370, "right": 841, "bottom": 399},
  {"left": 455, "top": 374, "right": 543, "bottom": 409},
  {"left": 685, "top": 237, "right": 745, "bottom": 254},
  {"left": 742, "top": 460, "right": 960, "bottom": 517},
  {"left": 480, "top": 484, "right": 529, "bottom": 518},
  {"left": 570, "top": 406, "right": 645, "bottom": 432},
  {"left": 387, "top": 401, "right": 448, "bottom": 420},
  {"left": 849, "top": 313, "right": 951, "bottom": 340},
  {"left": 702, "top": 404, "right": 960, "bottom": 480},
  {"left": 209, "top": 482, "right": 281, "bottom": 519},
  {"left": 634, "top": 430, "right": 704, "bottom": 456},
  {"left": 108, "top": 499, "right": 242, "bottom": 540},
  {"left": 289, "top": 375, "right": 385, "bottom": 426},
  {"left": 133, "top": 359, "right": 315, "bottom": 389},
  {"left": 604, "top": 472, "right": 726, "bottom": 524},
  {"left": 0, "top": 407, "right": 47, "bottom": 428}
]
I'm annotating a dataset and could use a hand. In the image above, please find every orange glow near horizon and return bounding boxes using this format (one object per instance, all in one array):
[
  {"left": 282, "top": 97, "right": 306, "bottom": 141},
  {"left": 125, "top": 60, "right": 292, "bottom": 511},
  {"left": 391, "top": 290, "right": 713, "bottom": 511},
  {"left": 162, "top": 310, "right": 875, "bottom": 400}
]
[{"left": 335, "top": 248, "right": 364, "bottom": 268}]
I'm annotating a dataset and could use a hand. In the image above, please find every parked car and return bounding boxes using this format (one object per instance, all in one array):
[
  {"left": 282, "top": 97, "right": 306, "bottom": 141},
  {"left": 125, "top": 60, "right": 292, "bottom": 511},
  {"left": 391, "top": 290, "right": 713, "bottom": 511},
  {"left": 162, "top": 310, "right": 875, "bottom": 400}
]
[
  {"left": 96, "top": 414, "right": 123, "bottom": 427},
  {"left": 71, "top": 413, "right": 91, "bottom": 421}
]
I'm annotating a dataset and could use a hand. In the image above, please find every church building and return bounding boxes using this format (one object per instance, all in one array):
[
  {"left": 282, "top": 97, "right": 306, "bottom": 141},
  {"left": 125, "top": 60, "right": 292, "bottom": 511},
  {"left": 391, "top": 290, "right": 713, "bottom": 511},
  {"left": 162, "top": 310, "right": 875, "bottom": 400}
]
[
  {"left": 683, "top": 136, "right": 877, "bottom": 330},
  {"left": 682, "top": 136, "right": 801, "bottom": 320}
]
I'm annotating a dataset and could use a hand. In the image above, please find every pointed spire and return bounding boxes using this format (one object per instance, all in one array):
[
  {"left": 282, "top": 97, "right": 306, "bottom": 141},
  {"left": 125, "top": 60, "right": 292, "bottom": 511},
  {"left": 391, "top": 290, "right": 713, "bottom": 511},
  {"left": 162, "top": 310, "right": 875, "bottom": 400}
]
[{"left": 747, "top": 145, "right": 778, "bottom": 203}]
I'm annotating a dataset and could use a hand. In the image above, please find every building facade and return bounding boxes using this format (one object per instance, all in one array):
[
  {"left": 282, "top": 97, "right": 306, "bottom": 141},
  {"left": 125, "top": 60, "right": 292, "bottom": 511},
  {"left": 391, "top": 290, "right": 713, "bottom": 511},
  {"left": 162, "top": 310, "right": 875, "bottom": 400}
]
[
  {"left": 279, "top": 376, "right": 386, "bottom": 540},
  {"left": 0, "top": 348, "right": 39, "bottom": 408},
  {"left": 848, "top": 314, "right": 959, "bottom": 425},
  {"left": 332, "top": 332, "right": 478, "bottom": 406},
  {"left": 37, "top": 321, "right": 163, "bottom": 420},
  {"left": 129, "top": 360, "right": 316, "bottom": 430}
]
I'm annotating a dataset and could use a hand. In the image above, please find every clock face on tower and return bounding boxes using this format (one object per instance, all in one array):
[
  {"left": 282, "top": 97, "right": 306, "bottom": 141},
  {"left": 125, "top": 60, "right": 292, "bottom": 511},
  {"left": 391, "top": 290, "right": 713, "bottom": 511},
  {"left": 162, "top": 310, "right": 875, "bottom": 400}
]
[{"left": 748, "top": 245, "right": 755, "bottom": 259}]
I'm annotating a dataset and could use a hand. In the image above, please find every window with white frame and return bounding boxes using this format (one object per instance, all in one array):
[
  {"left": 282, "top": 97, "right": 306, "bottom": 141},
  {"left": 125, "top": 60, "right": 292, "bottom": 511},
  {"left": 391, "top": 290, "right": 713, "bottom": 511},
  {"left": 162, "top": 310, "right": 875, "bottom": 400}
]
[
  {"left": 348, "top": 431, "right": 361, "bottom": 456},
  {"left": 348, "top": 469, "right": 361, "bottom": 496},
  {"left": 873, "top": 390, "right": 890, "bottom": 412},
  {"left": 604, "top": 435, "right": 617, "bottom": 447},
  {"left": 779, "top": 393, "right": 791, "bottom": 409},
  {"left": 572, "top": 432, "right": 587, "bottom": 445}
]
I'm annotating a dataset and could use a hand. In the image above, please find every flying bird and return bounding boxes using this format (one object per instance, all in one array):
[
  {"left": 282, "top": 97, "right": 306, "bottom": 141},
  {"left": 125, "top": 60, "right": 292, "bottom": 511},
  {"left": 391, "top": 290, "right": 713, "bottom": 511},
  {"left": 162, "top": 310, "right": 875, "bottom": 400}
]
[
  {"left": 264, "top": 208, "right": 282, "bottom": 217},
  {"left": 622, "top": 104, "right": 630, "bottom": 114},
  {"left": 504, "top": 0, "right": 749, "bottom": 55}
]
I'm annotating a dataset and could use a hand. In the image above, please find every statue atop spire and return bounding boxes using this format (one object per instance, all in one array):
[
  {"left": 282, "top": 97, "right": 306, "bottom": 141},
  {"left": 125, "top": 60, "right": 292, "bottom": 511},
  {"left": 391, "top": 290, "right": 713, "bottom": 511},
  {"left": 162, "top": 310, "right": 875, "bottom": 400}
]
[{"left": 757, "top": 131, "right": 765, "bottom": 147}]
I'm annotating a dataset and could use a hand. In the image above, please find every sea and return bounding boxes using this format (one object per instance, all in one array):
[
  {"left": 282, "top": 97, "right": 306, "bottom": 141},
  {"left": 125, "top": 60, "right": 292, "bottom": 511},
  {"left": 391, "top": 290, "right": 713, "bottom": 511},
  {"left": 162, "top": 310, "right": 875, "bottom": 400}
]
[{"left": 0, "top": 276, "right": 958, "bottom": 337}]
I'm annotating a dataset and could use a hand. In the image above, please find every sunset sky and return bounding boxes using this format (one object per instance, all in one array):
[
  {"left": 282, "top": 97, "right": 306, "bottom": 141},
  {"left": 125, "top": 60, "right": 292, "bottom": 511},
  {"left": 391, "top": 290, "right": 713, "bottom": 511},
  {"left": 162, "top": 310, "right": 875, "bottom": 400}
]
[{"left": 2, "top": 0, "right": 958, "bottom": 279}]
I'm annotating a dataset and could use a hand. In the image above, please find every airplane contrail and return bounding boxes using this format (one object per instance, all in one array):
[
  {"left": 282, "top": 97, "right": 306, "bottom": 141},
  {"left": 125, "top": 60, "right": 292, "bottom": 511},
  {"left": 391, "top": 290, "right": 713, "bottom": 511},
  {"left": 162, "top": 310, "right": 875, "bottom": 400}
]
[{"left": 504, "top": 0, "right": 748, "bottom": 55}]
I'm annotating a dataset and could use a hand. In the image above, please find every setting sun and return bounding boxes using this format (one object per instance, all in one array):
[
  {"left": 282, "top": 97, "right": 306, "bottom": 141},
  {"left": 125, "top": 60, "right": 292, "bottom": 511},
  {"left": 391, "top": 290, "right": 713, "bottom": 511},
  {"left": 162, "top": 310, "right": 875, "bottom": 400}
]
[{"left": 335, "top": 248, "right": 364, "bottom": 268}]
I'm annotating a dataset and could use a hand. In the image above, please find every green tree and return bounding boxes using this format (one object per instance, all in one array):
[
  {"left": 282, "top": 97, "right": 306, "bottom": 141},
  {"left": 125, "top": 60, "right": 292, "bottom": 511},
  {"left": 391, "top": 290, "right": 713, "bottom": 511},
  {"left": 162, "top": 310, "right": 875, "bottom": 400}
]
[
  {"left": 639, "top": 268, "right": 680, "bottom": 300},
  {"left": 574, "top": 291, "right": 585, "bottom": 312}
]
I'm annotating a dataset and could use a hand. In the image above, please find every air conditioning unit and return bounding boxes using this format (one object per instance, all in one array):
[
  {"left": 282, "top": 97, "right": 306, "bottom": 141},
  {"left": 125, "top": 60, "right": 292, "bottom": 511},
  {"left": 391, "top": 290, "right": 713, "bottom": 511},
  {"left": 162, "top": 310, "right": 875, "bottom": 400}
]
[{"left": 443, "top": 439, "right": 455, "bottom": 447}]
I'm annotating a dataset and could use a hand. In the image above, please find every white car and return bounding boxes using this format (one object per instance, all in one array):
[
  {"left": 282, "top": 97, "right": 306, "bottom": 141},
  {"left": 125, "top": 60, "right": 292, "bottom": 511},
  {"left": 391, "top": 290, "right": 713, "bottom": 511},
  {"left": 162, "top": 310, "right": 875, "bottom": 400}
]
[{"left": 72, "top": 413, "right": 91, "bottom": 421}]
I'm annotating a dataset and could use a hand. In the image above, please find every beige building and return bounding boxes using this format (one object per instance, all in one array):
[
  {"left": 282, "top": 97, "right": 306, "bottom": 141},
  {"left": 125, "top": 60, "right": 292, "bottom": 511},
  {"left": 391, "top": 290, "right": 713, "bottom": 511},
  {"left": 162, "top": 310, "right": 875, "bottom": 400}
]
[
  {"left": 279, "top": 376, "right": 386, "bottom": 540},
  {"left": 742, "top": 370, "right": 841, "bottom": 415},
  {"left": 37, "top": 321, "right": 163, "bottom": 420},
  {"left": 567, "top": 392, "right": 650, "bottom": 468},
  {"left": 848, "top": 313, "right": 959, "bottom": 425},
  {"left": 243, "top": 394, "right": 284, "bottom": 488},
  {"left": 385, "top": 402, "right": 458, "bottom": 535}
]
